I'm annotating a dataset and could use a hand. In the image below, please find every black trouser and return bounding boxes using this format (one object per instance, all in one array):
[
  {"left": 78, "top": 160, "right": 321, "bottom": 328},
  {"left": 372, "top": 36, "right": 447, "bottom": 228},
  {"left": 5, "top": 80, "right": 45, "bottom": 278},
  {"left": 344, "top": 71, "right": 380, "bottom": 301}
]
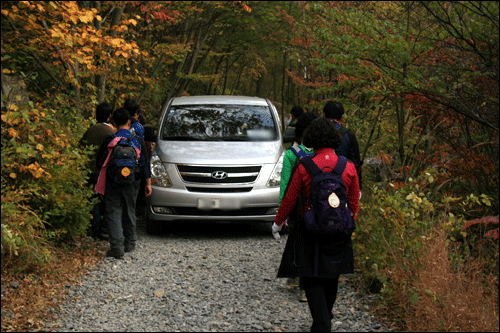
[
  {"left": 301, "top": 276, "right": 340, "bottom": 332},
  {"left": 104, "top": 178, "right": 141, "bottom": 254}
]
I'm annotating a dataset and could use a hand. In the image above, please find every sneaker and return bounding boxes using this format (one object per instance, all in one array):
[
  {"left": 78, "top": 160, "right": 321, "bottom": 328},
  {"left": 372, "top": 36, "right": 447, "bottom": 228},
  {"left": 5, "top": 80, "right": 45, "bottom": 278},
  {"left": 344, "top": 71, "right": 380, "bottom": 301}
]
[
  {"left": 298, "top": 289, "right": 307, "bottom": 302},
  {"left": 105, "top": 249, "right": 124, "bottom": 259}
]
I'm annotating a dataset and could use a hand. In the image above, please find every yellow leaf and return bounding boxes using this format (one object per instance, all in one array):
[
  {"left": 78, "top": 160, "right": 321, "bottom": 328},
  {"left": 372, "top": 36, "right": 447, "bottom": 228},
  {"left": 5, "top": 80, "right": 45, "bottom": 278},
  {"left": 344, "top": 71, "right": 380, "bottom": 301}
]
[
  {"left": 3, "top": 68, "right": 12, "bottom": 74},
  {"left": 7, "top": 128, "right": 19, "bottom": 138},
  {"left": 110, "top": 38, "right": 121, "bottom": 47},
  {"left": 10, "top": 173, "right": 17, "bottom": 179},
  {"left": 79, "top": 14, "right": 90, "bottom": 23},
  {"left": 36, "top": 144, "right": 44, "bottom": 151}
]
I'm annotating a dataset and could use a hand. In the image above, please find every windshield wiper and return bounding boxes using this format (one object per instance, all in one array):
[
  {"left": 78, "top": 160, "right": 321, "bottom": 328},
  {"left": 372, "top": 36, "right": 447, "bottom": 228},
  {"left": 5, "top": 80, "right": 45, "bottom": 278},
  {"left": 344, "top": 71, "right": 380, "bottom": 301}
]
[
  {"left": 220, "top": 136, "right": 251, "bottom": 141},
  {"left": 163, "top": 136, "right": 204, "bottom": 141},
  {"left": 163, "top": 136, "right": 224, "bottom": 141}
]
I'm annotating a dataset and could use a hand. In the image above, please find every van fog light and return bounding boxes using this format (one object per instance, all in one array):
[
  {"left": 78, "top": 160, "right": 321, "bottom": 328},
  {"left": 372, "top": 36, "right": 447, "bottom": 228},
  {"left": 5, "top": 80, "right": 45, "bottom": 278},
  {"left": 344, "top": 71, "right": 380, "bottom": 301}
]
[
  {"left": 153, "top": 206, "right": 172, "bottom": 214},
  {"left": 266, "top": 207, "right": 280, "bottom": 215}
]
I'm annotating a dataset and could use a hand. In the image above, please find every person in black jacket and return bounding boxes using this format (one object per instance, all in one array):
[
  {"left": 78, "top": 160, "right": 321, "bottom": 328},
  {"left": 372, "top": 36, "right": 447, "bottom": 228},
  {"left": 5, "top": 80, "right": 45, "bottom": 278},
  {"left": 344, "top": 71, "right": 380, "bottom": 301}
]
[
  {"left": 323, "top": 101, "right": 362, "bottom": 191},
  {"left": 95, "top": 108, "right": 152, "bottom": 259}
]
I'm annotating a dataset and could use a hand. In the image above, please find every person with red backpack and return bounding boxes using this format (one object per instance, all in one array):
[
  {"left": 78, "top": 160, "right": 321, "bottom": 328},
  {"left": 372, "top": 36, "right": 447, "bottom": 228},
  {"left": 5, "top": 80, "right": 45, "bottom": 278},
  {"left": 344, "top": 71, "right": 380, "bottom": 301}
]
[
  {"left": 95, "top": 108, "right": 152, "bottom": 259},
  {"left": 273, "top": 117, "right": 360, "bottom": 332}
]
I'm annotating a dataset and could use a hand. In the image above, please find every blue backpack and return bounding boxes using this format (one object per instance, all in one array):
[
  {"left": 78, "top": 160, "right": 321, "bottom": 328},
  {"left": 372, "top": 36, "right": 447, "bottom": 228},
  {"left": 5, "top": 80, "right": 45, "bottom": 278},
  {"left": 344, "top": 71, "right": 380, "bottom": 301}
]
[
  {"left": 291, "top": 146, "right": 355, "bottom": 240},
  {"left": 107, "top": 134, "right": 139, "bottom": 185}
]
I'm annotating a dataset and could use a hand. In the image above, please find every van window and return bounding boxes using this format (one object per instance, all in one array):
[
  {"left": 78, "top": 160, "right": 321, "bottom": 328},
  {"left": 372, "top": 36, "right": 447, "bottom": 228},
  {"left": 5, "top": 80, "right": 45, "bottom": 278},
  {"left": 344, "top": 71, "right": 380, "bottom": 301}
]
[{"left": 161, "top": 104, "right": 278, "bottom": 141}]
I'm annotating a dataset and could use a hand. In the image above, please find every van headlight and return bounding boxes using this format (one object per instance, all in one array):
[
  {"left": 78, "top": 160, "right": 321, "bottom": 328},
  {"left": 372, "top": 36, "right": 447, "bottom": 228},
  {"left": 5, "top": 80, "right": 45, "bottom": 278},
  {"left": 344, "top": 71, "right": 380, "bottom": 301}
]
[
  {"left": 150, "top": 155, "right": 173, "bottom": 187},
  {"left": 266, "top": 152, "right": 284, "bottom": 187}
]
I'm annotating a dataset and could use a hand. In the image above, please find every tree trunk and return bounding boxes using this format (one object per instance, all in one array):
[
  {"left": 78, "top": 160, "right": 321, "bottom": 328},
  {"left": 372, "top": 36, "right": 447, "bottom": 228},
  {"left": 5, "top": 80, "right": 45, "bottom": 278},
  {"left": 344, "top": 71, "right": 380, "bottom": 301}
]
[{"left": 95, "top": 3, "right": 124, "bottom": 104}]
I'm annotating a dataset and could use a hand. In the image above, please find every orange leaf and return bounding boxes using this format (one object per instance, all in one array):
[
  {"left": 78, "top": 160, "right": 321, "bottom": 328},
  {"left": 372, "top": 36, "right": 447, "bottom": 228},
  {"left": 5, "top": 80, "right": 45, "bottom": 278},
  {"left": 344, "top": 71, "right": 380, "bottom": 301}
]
[{"left": 7, "top": 128, "right": 19, "bottom": 138}]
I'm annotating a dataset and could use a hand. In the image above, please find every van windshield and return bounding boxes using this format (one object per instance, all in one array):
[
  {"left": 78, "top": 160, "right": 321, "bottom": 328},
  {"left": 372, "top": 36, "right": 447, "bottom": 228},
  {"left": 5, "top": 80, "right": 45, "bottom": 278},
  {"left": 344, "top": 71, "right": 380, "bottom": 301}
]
[{"left": 161, "top": 104, "right": 278, "bottom": 142}]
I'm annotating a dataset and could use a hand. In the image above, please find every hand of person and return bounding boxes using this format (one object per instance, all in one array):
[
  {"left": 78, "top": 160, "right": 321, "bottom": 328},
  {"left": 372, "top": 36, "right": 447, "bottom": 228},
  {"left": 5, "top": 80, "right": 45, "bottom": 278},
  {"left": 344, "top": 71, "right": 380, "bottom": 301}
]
[
  {"left": 145, "top": 179, "right": 152, "bottom": 197},
  {"left": 272, "top": 222, "right": 282, "bottom": 240}
]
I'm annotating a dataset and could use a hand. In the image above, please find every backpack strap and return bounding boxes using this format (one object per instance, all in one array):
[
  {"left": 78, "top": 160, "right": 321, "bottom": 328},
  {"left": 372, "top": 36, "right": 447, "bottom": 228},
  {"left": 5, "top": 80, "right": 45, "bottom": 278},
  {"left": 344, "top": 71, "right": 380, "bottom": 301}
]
[
  {"left": 291, "top": 146, "right": 321, "bottom": 177},
  {"left": 333, "top": 156, "right": 348, "bottom": 175}
]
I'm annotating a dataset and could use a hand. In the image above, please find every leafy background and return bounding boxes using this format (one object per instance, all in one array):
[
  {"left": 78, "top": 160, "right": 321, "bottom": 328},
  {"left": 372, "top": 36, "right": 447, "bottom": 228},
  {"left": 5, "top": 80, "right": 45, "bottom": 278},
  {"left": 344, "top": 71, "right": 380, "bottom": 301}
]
[{"left": 1, "top": 1, "right": 498, "bottom": 331}]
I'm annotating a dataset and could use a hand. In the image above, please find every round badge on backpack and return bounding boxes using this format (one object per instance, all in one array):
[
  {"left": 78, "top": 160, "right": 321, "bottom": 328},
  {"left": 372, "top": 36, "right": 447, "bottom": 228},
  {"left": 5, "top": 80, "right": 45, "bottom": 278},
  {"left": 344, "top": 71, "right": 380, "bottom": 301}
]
[
  {"left": 328, "top": 193, "right": 340, "bottom": 208},
  {"left": 121, "top": 167, "right": 131, "bottom": 177}
]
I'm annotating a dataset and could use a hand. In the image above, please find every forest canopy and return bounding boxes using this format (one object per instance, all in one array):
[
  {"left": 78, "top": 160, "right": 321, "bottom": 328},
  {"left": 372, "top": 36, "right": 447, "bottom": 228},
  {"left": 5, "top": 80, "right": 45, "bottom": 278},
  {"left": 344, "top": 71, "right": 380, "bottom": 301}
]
[{"left": 1, "top": 2, "right": 498, "bottom": 330}]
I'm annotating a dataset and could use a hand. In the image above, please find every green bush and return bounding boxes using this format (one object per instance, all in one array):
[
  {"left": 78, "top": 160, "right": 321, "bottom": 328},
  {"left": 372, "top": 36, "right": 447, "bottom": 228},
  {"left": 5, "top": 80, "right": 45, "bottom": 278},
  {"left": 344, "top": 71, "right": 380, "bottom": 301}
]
[
  {"left": 354, "top": 168, "right": 497, "bottom": 287},
  {"left": 1, "top": 98, "right": 95, "bottom": 268}
]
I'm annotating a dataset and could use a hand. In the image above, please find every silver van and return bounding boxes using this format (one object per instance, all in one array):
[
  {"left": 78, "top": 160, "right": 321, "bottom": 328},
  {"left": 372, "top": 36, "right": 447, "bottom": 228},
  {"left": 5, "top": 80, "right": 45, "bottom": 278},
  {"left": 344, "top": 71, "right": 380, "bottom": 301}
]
[{"left": 146, "top": 96, "right": 284, "bottom": 233}]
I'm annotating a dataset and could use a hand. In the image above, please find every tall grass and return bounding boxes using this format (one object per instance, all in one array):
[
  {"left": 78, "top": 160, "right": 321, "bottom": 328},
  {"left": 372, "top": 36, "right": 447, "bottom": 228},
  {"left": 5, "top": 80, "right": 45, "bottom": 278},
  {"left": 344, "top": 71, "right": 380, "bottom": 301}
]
[
  {"left": 355, "top": 169, "right": 499, "bottom": 332},
  {"left": 387, "top": 225, "right": 498, "bottom": 332}
]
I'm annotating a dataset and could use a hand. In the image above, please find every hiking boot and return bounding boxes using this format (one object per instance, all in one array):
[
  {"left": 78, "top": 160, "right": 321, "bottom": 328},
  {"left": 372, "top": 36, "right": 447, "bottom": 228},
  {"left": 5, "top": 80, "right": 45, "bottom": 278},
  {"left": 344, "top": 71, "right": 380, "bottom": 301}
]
[
  {"left": 105, "top": 249, "right": 124, "bottom": 259},
  {"left": 124, "top": 244, "right": 135, "bottom": 253},
  {"left": 298, "top": 289, "right": 307, "bottom": 302}
]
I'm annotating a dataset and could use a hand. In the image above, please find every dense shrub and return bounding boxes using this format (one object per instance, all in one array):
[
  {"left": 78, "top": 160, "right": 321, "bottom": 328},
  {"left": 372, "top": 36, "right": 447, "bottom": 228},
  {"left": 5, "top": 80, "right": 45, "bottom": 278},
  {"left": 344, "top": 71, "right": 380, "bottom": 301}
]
[
  {"left": 1, "top": 98, "right": 95, "bottom": 270},
  {"left": 354, "top": 168, "right": 499, "bottom": 331}
]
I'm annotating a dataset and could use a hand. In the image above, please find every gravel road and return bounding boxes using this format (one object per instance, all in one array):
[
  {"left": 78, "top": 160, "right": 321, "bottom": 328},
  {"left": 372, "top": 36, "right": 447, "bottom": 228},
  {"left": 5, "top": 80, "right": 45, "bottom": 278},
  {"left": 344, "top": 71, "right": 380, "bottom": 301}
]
[{"left": 43, "top": 221, "right": 391, "bottom": 332}]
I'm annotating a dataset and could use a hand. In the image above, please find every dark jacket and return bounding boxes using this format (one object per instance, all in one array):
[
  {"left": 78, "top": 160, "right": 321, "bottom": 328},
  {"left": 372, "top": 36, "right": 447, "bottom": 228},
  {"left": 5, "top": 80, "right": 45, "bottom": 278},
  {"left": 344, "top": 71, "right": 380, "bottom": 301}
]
[
  {"left": 275, "top": 148, "right": 359, "bottom": 279},
  {"left": 81, "top": 123, "right": 115, "bottom": 174},
  {"left": 334, "top": 121, "right": 363, "bottom": 190}
]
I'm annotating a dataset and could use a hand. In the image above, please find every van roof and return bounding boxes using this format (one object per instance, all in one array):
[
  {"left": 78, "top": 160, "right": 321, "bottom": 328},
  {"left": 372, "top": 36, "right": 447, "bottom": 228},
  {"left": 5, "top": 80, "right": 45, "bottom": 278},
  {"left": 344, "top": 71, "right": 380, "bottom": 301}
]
[{"left": 170, "top": 95, "right": 269, "bottom": 106}]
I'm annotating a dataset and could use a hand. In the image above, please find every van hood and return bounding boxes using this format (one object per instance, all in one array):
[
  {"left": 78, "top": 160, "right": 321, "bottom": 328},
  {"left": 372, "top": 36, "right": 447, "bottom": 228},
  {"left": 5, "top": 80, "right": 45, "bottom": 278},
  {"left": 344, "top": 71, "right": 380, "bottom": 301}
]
[{"left": 155, "top": 140, "right": 283, "bottom": 165}]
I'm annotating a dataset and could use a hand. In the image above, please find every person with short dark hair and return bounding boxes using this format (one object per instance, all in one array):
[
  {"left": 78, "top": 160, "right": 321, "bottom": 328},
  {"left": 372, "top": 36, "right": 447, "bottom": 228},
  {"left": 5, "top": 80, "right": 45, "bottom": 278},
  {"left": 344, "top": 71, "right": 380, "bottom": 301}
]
[
  {"left": 290, "top": 105, "right": 304, "bottom": 123},
  {"left": 124, "top": 98, "right": 145, "bottom": 139},
  {"left": 80, "top": 102, "right": 116, "bottom": 239},
  {"left": 274, "top": 117, "right": 360, "bottom": 332},
  {"left": 95, "top": 108, "right": 152, "bottom": 259},
  {"left": 323, "top": 101, "right": 362, "bottom": 191},
  {"left": 82, "top": 102, "right": 116, "bottom": 151}
]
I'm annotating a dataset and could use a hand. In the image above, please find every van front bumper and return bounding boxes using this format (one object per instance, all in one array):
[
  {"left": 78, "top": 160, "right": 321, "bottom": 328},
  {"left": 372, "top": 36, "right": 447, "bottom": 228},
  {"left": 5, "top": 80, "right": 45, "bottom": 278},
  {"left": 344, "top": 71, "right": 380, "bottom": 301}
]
[{"left": 147, "top": 186, "right": 279, "bottom": 222}]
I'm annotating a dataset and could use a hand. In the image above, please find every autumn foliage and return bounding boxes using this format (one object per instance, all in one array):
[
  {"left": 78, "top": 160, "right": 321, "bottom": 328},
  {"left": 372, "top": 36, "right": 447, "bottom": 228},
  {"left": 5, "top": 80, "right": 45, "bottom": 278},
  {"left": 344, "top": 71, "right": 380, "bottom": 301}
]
[{"left": 1, "top": 1, "right": 499, "bottom": 332}]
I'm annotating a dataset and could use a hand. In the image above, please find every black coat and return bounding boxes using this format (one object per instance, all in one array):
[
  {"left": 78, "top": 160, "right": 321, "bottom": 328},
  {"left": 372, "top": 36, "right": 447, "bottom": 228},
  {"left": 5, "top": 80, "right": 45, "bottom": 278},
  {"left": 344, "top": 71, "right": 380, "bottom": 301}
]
[{"left": 277, "top": 212, "right": 354, "bottom": 279}]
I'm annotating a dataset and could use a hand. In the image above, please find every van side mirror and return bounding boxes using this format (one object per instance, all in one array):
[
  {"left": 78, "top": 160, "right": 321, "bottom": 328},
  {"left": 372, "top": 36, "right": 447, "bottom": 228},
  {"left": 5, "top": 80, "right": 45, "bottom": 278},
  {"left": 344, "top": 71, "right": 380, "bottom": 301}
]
[{"left": 282, "top": 126, "right": 296, "bottom": 144}]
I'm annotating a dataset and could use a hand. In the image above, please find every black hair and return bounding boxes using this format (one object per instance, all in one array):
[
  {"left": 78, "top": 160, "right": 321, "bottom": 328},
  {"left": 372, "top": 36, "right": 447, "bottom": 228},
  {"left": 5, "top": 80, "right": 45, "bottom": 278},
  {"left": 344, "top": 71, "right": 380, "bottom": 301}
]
[
  {"left": 112, "top": 107, "right": 130, "bottom": 127},
  {"left": 290, "top": 105, "right": 304, "bottom": 119},
  {"left": 323, "top": 101, "right": 344, "bottom": 120},
  {"left": 124, "top": 98, "right": 139, "bottom": 116},
  {"left": 95, "top": 102, "right": 113, "bottom": 123},
  {"left": 294, "top": 112, "right": 319, "bottom": 143},
  {"left": 302, "top": 117, "right": 343, "bottom": 150}
]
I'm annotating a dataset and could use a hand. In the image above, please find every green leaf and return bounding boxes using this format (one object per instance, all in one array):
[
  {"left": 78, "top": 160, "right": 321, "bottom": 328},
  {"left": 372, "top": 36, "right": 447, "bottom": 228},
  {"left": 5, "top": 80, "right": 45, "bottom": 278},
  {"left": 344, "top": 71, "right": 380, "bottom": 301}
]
[{"left": 410, "top": 291, "right": 419, "bottom": 305}]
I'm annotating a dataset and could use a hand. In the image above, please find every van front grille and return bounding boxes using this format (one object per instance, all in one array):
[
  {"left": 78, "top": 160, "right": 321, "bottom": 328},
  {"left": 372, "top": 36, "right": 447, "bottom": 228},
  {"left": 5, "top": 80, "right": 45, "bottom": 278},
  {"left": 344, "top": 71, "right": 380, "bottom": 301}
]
[
  {"left": 172, "top": 207, "right": 270, "bottom": 216},
  {"left": 185, "top": 187, "right": 252, "bottom": 193},
  {"left": 177, "top": 165, "right": 261, "bottom": 184}
]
